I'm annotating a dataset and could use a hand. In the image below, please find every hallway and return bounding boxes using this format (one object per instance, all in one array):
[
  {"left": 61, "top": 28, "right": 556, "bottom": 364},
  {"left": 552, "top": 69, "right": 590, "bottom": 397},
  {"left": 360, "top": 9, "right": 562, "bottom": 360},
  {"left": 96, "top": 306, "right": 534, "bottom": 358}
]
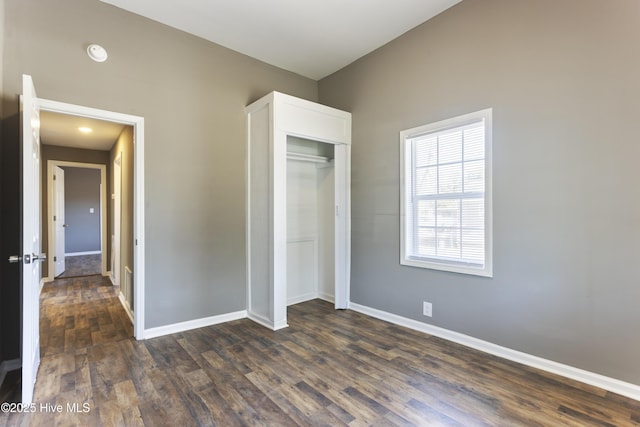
[
  {"left": 2, "top": 275, "right": 132, "bottom": 426},
  {"left": 56, "top": 254, "right": 102, "bottom": 279},
  {"left": 39, "top": 275, "right": 131, "bottom": 357}
]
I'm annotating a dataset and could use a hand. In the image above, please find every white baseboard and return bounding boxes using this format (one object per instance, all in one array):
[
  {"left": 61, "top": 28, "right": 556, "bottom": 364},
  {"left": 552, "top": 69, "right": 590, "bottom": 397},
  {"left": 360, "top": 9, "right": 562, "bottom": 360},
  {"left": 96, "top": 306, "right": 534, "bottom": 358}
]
[
  {"left": 287, "top": 292, "right": 317, "bottom": 306},
  {"left": 247, "top": 311, "right": 288, "bottom": 331},
  {"left": 108, "top": 273, "right": 116, "bottom": 286},
  {"left": 118, "top": 292, "right": 134, "bottom": 325},
  {"left": 288, "top": 292, "right": 335, "bottom": 306},
  {"left": 349, "top": 302, "right": 640, "bottom": 402},
  {"left": 318, "top": 292, "right": 335, "bottom": 303},
  {"left": 65, "top": 251, "right": 101, "bottom": 256},
  {"left": 144, "top": 310, "right": 248, "bottom": 339},
  {"left": 272, "top": 319, "right": 289, "bottom": 330},
  {"left": 247, "top": 312, "right": 274, "bottom": 329},
  {"left": 0, "top": 359, "right": 21, "bottom": 388}
]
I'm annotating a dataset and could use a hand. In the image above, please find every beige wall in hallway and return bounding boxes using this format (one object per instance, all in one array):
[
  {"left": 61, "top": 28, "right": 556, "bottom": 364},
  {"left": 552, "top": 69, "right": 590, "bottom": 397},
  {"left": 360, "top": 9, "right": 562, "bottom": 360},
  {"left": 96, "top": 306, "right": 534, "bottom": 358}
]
[{"left": 110, "top": 126, "right": 134, "bottom": 296}]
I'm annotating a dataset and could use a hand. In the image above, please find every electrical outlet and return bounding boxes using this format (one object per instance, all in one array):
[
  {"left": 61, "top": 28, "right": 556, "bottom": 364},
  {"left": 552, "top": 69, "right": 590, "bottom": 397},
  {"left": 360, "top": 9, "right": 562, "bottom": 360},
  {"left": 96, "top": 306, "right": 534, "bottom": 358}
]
[{"left": 423, "top": 301, "right": 432, "bottom": 317}]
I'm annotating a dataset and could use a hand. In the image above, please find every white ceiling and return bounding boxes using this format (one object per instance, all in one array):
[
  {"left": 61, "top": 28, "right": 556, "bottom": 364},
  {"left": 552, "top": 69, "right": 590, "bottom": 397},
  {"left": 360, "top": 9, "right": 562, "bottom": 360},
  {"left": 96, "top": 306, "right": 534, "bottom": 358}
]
[
  {"left": 40, "top": 110, "right": 126, "bottom": 151},
  {"left": 43, "top": 1, "right": 461, "bottom": 150},
  {"left": 99, "top": 0, "right": 463, "bottom": 80}
]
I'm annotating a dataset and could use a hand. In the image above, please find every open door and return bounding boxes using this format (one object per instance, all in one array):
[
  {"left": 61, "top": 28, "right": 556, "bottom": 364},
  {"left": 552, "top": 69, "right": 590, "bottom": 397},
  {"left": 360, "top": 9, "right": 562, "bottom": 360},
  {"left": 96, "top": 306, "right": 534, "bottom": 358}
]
[
  {"left": 20, "top": 74, "right": 45, "bottom": 404},
  {"left": 53, "top": 166, "right": 66, "bottom": 277}
]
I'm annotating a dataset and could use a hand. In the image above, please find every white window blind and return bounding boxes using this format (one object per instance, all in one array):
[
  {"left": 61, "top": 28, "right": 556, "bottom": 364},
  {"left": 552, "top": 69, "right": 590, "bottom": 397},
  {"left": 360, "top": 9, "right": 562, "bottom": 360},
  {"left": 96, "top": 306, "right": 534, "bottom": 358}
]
[{"left": 400, "top": 109, "right": 492, "bottom": 277}]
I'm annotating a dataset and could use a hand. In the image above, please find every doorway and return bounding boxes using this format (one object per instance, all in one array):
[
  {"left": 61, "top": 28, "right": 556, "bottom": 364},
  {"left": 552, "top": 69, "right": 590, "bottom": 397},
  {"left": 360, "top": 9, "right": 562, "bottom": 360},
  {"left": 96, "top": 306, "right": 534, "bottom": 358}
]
[
  {"left": 286, "top": 136, "right": 337, "bottom": 305},
  {"left": 245, "top": 91, "right": 351, "bottom": 331},
  {"left": 38, "top": 98, "right": 146, "bottom": 339},
  {"left": 46, "top": 161, "right": 108, "bottom": 280}
]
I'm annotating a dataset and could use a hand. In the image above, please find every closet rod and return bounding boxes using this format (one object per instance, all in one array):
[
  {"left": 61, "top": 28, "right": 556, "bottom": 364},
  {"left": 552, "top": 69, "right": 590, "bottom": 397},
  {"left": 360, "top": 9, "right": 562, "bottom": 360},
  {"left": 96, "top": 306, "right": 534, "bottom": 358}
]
[{"left": 286, "top": 152, "right": 329, "bottom": 163}]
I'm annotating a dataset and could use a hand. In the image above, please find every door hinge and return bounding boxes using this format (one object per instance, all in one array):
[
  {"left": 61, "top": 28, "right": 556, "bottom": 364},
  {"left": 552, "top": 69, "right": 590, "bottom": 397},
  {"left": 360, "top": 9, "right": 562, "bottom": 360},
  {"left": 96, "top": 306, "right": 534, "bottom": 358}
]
[
  {"left": 53, "top": 174, "right": 56, "bottom": 181},
  {"left": 54, "top": 256, "right": 57, "bottom": 262},
  {"left": 53, "top": 215, "right": 56, "bottom": 221}
]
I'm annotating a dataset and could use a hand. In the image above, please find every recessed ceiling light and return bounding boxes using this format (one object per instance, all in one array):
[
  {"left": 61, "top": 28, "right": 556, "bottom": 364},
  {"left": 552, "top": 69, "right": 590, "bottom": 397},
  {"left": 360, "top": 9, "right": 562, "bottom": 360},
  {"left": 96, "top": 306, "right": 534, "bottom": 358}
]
[
  {"left": 78, "top": 127, "right": 93, "bottom": 134},
  {"left": 87, "top": 44, "right": 108, "bottom": 62}
]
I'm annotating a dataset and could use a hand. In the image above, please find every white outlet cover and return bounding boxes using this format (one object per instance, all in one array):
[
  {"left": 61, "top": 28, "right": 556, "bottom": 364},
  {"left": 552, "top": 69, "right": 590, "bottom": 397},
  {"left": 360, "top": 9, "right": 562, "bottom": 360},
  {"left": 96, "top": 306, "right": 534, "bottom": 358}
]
[{"left": 423, "top": 301, "right": 433, "bottom": 317}]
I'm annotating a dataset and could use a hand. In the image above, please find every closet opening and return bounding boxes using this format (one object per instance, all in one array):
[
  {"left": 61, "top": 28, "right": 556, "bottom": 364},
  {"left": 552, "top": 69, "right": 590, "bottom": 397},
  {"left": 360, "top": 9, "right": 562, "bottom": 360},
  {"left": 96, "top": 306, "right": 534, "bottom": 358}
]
[
  {"left": 245, "top": 91, "right": 351, "bottom": 330},
  {"left": 286, "top": 136, "right": 336, "bottom": 306}
]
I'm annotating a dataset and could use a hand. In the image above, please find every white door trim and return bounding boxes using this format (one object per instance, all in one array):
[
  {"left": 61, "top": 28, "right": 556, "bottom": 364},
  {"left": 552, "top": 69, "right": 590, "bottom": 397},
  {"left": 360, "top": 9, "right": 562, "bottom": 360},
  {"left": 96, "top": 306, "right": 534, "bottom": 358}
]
[
  {"left": 52, "top": 166, "right": 66, "bottom": 277},
  {"left": 38, "top": 98, "right": 146, "bottom": 340},
  {"left": 46, "top": 161, "right": 108, "bottom": 280},
  {"left": 112, "top": 152, "right": 122, "bottom": 287}
]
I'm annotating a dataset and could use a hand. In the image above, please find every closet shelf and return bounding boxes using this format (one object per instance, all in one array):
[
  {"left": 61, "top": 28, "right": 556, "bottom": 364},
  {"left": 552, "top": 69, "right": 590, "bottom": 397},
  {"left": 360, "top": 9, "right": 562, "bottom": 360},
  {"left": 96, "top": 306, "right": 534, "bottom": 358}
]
[{"left": 286, "top": 152, "right": 329, "bottom": 163}]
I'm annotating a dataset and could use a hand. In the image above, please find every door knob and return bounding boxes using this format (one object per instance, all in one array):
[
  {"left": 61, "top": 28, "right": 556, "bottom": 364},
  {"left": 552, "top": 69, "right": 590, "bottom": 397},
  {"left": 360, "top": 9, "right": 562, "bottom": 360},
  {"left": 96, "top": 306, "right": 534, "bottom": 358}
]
[
  {"left": 63, "top": 224, "right": 69, "bottom": 228},
  {"left": 8, "top": 255, "right": 22, "bottom": 263},
  {"left": 23, "top": 253, "right": 47, "bottom": 264}
]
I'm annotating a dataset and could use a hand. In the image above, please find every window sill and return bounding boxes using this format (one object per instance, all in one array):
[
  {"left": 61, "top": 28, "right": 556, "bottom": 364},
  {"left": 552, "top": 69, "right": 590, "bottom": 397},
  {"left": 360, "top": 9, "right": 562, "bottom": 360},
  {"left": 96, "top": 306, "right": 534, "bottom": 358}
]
[{"left": 400, "top": 257, "right": 493, "bottom": 278}]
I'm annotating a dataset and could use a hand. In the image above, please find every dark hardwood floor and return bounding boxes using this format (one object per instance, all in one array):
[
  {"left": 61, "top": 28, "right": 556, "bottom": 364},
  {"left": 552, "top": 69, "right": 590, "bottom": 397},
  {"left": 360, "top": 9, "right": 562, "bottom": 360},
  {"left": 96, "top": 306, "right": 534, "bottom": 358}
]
[
  {"left": 57, "top": 254, "right": 102, "bottom": 279},
  {"left": 2, "top": 275, "right": 639, "bottom": 426},
  {"left": 0, "top": 370, "right": 21, "bottom": 404}
]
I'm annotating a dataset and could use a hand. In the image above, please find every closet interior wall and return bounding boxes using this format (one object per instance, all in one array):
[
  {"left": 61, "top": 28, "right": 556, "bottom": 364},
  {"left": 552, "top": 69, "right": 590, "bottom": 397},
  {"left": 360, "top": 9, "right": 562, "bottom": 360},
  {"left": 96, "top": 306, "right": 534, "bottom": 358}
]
[{"left": 286, "top": 137, "right": 335, "bottom": 305}]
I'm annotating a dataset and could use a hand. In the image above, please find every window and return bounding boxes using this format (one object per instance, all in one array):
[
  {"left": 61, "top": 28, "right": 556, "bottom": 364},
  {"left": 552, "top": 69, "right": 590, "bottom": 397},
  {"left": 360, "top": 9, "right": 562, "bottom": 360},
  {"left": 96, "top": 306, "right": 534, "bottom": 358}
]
[{"left": 400, "top": 109, "right": 492, "bottom": 277}]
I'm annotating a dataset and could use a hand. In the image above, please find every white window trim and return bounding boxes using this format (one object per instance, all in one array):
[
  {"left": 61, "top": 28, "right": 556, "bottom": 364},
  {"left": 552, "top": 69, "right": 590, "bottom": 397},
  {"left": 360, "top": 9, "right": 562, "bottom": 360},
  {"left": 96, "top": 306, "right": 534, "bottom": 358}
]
[{"left": 400, "top": 108, "right": 493, "bottom": 277}]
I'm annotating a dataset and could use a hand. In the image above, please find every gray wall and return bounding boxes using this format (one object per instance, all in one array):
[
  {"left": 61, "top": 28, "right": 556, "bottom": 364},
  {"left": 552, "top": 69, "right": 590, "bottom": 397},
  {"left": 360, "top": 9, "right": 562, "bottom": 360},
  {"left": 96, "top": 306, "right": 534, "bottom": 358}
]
[
  {"left": 319, "top": 0, "right": 640, "bottom": 385},
  {"left": 62, "top": 167, "right": 101, "bottom": 254},
  {"left": 2, "top": 0, "right": 317, "bottom": 328}
]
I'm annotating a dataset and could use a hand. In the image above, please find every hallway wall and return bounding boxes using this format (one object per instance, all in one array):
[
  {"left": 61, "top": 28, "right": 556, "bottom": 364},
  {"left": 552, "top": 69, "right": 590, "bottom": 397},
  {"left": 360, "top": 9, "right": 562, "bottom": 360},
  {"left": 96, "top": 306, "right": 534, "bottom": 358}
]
[
  {"left": 110, "top": 126, "right": 133, "bottom": 304},
  {"left": 63, "top": 167, "right": 101, "bottom": 254}
]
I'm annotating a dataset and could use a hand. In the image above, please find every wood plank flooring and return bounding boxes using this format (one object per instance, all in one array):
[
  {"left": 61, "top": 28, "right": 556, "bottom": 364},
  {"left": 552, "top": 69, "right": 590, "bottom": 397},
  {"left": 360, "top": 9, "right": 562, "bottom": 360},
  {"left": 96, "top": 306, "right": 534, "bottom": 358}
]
[
  {"left": 2, "top": 275, "right": 639, "bottom": 426},
  {"left": 57, "top": 254, "right": 102, "bottom": 278}
]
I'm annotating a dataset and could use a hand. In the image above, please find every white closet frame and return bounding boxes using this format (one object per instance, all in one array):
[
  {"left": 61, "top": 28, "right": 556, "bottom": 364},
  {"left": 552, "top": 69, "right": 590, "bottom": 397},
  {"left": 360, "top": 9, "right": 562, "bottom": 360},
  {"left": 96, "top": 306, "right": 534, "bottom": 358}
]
[{"left": 245, "top": 92, "right": 351, "bottom": 330}]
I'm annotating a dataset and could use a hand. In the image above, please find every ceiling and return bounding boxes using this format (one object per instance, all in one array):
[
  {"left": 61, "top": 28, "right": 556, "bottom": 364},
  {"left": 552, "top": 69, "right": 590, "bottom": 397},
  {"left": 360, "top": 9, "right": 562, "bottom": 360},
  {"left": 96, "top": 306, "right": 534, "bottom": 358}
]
[
  {"left": 99, "top": 0, "right": 463, "bottom": 80},
  {"left": 40, "top": 111, "right": 126, "bottom": 151},
  {"left": 42, "top": 1, "right": 461, "bottom": 150}
]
